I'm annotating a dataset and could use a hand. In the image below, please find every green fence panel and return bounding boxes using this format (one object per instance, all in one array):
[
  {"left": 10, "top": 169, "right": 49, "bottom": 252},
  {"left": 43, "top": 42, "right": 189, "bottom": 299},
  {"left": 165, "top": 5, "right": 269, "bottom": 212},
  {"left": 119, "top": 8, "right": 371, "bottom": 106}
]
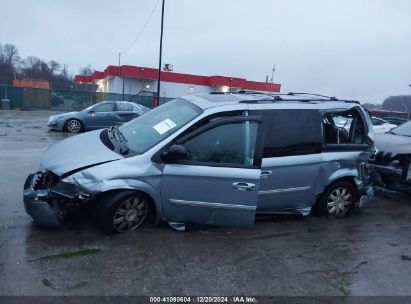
[
  {"left": 22, "top": 88, "right": 51, "bottom": 110},
  {"left": 1, "top": 85, "right": 173, "bottom": 111},
  {"left": 0, "top": 86, "right": 24, "bottom": 109}
]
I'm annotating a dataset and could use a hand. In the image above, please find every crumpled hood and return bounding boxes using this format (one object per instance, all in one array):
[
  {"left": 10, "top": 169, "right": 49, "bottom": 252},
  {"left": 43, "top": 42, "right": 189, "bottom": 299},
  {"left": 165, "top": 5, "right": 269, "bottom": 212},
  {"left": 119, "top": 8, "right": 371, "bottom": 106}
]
[
  {"left": 375, "top": 133, "right": 411, "bottom": 156},
  {"left": 41, "top": 130, "right": 123, "bottom": 176}
]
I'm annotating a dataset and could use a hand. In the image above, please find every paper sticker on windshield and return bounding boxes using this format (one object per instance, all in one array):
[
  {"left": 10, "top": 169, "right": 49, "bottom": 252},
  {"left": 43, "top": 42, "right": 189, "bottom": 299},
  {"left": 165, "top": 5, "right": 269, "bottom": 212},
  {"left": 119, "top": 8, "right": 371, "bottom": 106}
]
[{"left": 153, "top": 119, "right": 177, "bottom": 135}]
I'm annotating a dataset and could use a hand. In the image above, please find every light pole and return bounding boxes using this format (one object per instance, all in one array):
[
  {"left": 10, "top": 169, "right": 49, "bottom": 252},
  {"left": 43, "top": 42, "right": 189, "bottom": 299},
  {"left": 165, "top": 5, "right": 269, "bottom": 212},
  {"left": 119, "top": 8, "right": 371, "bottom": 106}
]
[
  {"left": 156, "top": 0, "right": 165, "bottom": 107},
  {"left": 118, "top": 52, "right": 125, "bottom": 101}
]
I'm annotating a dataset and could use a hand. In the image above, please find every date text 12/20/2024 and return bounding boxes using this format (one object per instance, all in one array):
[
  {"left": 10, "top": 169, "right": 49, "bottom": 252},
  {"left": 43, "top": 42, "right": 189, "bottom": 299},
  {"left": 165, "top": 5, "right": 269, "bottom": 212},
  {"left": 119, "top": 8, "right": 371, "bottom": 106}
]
[{"left": 149, "top": 296, "right": 257, "bottom": 303}]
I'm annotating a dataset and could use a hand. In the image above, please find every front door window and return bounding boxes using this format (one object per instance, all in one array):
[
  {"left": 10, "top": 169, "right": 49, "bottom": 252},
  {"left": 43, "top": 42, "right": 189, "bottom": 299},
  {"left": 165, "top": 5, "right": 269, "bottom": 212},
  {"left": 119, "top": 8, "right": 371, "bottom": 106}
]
[{"left": 181, "top": 121, "right": 258, "bottom": 166}]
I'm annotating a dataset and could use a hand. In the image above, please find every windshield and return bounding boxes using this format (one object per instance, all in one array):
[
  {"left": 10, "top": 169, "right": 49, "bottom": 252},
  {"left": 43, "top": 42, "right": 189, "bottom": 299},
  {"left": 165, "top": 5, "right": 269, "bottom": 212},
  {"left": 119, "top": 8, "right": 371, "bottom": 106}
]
[
  {"left": 391, "top": 120, "right": 411, "bottom": 137},
  {"left": 119, "top": 98, "right": 203, "bottom": 154}
]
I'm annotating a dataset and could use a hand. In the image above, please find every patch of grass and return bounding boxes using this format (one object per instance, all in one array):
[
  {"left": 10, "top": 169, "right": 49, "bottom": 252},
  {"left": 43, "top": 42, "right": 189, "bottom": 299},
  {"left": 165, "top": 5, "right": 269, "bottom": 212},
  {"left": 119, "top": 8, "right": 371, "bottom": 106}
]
[{"left": 28, "top": 248, "right": 101, "bottom": 262}]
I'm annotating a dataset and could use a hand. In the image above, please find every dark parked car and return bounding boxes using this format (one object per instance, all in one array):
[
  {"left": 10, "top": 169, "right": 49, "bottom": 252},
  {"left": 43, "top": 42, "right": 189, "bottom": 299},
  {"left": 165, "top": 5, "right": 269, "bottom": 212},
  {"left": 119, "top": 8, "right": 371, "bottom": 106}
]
[
  {"left": 382, "top": 117, "right": 407, "bottom": 126},
  {"left": 371, "top": 120, "right": 411, "bottom": 195},
  {"left": 47, "top": 101, "right": 150, "bottom": 133}
]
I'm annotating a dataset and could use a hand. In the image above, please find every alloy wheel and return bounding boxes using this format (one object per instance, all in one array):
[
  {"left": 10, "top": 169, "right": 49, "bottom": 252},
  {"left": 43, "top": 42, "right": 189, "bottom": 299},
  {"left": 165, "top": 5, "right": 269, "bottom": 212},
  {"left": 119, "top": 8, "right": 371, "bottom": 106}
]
[
  {"left": 66, "top": 120, "right": 82, "bottom": 133},
  {"left": 326, "top": 187, "right": 352, "bottom": 216},
  {"left": 112, "top": 197, "right": 148, "bottom": 232}
]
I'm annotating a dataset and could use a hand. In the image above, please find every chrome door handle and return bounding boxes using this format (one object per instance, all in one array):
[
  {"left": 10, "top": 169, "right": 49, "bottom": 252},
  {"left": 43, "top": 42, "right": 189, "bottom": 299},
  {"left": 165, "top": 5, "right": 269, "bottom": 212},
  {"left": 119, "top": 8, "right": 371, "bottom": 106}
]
[
  {"left": 232, "top": 182, "right": 256, "bottom": 191},
  {"left": 260, "top": 171, "right": 272, "bottom": 179}
]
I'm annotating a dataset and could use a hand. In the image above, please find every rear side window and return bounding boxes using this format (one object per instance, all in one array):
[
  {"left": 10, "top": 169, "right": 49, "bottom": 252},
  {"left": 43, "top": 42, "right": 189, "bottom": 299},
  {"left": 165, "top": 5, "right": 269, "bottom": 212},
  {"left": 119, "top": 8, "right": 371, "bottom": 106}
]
[
  {"left": 116, "top": 102, "right": 134, "bottom": 112},
  {"left": 323, "top": 108, "right": 366, "bottom": 145},
  {"left": 93, "top": 103, "right": 114, "bottom": 112},
  {"left": 258, "top": 110, "right": 322, "bottom": 158}
]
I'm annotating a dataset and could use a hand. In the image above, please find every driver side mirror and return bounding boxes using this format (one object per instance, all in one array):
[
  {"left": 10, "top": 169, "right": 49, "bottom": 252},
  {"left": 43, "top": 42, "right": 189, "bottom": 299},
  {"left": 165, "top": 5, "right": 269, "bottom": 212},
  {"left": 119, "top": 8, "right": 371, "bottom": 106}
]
[
  {"left": 89, "top": 110, "right": 96, "bottom": 116},
  {"left": 162, "top": 144, "right": 188, "bottom": 162}
]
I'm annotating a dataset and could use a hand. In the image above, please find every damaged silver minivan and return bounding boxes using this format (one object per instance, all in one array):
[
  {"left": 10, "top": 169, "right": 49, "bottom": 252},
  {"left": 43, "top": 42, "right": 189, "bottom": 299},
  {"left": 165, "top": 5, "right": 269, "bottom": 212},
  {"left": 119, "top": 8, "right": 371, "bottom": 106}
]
[{"left": 24, "top": 92, "right": 375, "bottom": 233}]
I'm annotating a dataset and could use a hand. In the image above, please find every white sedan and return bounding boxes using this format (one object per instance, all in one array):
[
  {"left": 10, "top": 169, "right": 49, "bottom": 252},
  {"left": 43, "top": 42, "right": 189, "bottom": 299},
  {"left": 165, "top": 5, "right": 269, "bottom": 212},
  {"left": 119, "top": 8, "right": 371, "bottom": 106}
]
[{"left": 371, "top": 117, "right": 397, "bottom": 134}]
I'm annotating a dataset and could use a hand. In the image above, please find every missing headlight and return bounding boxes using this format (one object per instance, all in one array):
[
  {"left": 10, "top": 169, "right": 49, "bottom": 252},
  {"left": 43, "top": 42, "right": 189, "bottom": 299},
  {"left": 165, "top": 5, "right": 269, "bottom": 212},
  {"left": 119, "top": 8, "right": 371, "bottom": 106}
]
[{"left": 32, "top": 170, "right": 59, "bottom": 190}]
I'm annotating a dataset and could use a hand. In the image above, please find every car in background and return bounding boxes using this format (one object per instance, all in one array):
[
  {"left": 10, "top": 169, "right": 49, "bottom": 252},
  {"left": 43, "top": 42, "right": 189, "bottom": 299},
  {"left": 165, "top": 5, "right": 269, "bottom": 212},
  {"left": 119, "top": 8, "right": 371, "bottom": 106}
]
[
  {"left": 371, "top": 117, "right": 397, "bottom": 134},
  {"left": 371, "top": 120, "right": 411, "bottom": 195},
  {"left": 47, "top": 101, "right": 150, "bottom": 133}
]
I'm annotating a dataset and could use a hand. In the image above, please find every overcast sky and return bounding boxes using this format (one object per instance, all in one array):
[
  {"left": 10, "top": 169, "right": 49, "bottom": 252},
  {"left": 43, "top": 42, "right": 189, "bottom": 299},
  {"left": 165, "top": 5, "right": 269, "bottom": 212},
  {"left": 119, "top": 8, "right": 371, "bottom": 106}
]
[{"left": 1, "top": 0, "right": 411, "bottom": 103}]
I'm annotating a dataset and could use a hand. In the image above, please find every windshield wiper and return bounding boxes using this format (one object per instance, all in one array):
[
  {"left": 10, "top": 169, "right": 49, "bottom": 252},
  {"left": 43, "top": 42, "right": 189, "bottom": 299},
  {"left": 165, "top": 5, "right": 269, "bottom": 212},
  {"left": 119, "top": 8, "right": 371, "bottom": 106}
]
[{"left": 108, "top": 125, "right": 129, "bottom": 155}]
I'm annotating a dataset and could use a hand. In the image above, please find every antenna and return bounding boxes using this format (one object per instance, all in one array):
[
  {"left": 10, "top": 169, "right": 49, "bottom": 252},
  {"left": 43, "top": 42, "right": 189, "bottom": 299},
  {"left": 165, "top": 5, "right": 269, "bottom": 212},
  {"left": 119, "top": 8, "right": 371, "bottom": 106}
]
[{"left": 270, "top": 64, "right": 276, "bottom": 83}]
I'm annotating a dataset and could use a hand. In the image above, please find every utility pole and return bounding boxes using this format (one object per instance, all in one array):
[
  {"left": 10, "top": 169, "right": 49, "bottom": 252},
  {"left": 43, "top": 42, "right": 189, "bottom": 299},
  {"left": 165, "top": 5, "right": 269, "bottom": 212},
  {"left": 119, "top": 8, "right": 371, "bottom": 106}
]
[
  {"left": 118, "top": 52, "right": 125, "bottom": 101},
  {"left": 156, "top": 0, "right": 165, "bottom": 107},
  {"left": 118, "top": 52, "right": 121, "bottom": 100}
]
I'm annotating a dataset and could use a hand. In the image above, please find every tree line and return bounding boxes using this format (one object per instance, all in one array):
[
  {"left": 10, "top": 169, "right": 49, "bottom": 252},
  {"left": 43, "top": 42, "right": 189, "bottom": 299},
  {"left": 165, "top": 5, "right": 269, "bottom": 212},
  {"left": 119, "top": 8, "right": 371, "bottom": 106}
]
[
  {"left": 382, "top": 95, "right": 411, "bottom": 113},
  {"left": 0, "top": 42, "right": 94, "bottom": 90}
]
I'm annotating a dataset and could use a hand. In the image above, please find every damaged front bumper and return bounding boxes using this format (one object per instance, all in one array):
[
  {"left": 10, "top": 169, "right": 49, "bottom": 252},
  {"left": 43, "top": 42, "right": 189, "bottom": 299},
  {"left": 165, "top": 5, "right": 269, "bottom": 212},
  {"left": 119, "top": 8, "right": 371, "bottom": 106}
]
[
  {"left": 23, "top": 172, "right": 92, "bottom": 227},
  {"left": 46, "top": 117, "right": 65, "bottom": 131},
  {"left": 24, "top": 173, "right": 61, "bottom": 227}
]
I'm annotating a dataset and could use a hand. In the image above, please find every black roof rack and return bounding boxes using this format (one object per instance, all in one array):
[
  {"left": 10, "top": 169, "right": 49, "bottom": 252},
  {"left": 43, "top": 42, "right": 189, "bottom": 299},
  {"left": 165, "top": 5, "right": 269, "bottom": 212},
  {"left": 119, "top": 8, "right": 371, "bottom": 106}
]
[
  {"left": 237, "top": 90, "right": 339, "bottom": 100},
  {"left": 235, "top": 90, "right": 360, "bottom": 104},
  {"left": 209, "top": 92, "right": 232, "bottom": 95},
  {"left": 209, "top": 90, "right": 360, "bottom": 104},
  {"left": 286, "top": 92, "right": 338, "bottom": 101}
]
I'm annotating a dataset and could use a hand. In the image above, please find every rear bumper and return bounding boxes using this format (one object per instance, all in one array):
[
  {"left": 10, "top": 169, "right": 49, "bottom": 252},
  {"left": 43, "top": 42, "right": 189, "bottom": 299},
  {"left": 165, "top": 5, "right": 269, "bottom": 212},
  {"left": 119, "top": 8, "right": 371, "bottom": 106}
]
[
  {"left": 354, "top": 176, "right": 375, "bottom": 208},
  {"left": 357, "top": 184, "right": 374, "bottom": 208},
  {"left": 23, "top": 174, "right": 61, "bottom": 227}
]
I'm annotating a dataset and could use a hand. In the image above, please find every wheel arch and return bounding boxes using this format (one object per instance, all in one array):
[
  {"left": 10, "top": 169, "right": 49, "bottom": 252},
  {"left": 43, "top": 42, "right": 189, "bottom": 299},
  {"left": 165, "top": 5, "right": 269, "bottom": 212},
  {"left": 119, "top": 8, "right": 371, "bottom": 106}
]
[
  {"left": 315, "top": 174, "right": 359, "bottom": 204},
  {"left": 92, "top": 182, "right": 163, "bottom": 220}
]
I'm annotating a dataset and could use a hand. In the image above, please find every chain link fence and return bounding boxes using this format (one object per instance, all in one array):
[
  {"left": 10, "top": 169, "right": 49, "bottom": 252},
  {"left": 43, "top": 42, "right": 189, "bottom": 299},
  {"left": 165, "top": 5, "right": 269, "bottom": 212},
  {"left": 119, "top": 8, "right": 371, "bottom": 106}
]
[{"left": 0, "top": 85, "right": 168, "bottom": 111}]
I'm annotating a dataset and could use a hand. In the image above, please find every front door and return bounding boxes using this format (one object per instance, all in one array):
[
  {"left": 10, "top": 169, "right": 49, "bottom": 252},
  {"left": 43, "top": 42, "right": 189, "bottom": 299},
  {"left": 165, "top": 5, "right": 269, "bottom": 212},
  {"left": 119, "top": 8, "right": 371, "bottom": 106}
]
[
  {"left": 161, "top": 117, "right": 263, "bottom": 227},
  {"left": 85, "top": 102, "right": 116, "bottom": 129}
]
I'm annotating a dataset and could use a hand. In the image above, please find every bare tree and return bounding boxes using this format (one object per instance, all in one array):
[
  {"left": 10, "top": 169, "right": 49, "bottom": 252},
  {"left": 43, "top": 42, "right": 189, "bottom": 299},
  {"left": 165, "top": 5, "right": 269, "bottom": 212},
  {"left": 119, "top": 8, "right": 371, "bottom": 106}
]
[
  {"left": 3, "top": 43, "right": 20, "bottom": 66},
  {"left": 79, "top": 64, "right": 94, "bottom": 75},
  {"left": 383, "top": 95, "right": 411, "bottom": 113},
  {"left": 0, "top": 42, "right": 76, "bottom": 89},
  {"left": 0, "top": 43, "right": 20, "bottom": 84},
  {"left": 49, "top": 60, "right": 61, "bottom": 75}
]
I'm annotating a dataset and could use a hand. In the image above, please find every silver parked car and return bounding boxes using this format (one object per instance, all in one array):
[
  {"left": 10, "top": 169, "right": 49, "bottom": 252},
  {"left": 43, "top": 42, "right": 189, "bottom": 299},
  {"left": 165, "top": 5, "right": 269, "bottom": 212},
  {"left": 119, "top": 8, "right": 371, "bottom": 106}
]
[
  {"left": 47, "top": 101, "right": 150, "bottom": 133},
  {"left": 24, "top": 92, "right": 375, "bottom": 233}
]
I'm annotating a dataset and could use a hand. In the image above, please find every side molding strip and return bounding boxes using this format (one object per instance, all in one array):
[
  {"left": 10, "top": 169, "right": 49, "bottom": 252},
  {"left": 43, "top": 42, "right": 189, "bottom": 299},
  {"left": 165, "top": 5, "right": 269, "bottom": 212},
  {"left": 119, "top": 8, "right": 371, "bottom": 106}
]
[
  {"left": 259, "top": 186, "right": 311, "bottom": 196},
  {"left": 169, "top": 199, "right": 256, "bottom": 211}
]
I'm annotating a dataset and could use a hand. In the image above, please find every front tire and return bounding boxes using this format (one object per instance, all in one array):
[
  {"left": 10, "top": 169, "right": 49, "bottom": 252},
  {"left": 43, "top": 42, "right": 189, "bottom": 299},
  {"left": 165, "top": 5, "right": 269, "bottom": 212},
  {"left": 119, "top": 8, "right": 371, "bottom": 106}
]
[
  {"left": 64, "top": 119, "right": 83, "bottom": 133},
  {"left": 313, "top": 181, "right": 356, "bottom": 217},
  {"left": 94, "top": 191, "right": 151, "bottom": 234}
]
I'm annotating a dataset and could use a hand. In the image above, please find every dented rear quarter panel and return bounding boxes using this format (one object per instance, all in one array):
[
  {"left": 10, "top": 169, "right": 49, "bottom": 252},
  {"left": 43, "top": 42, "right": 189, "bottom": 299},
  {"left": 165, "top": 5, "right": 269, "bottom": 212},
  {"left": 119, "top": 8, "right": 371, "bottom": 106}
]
[{"left": 316, "top": 151, "right": 367, "bottom": 194}]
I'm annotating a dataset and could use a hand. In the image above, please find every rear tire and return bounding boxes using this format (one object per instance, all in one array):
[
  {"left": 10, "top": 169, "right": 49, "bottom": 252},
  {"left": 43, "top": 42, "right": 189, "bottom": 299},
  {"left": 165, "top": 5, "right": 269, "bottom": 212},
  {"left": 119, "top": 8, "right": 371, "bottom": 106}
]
[
  {"left": 94, "top": 191, "right": 152, "bottom": 234},
  {"left": 64, "top": 119, "right": 83, "bottom": 133},
  {"left": 313, "top": 181, "right": 356, "bottom": 217}
]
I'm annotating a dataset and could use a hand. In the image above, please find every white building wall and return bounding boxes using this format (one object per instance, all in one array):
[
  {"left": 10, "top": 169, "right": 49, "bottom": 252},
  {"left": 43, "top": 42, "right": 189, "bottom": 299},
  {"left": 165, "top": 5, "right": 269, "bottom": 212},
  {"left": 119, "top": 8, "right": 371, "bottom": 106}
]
[
  {"left": 104, "top": 76, "right": 212, "bottom": 99},
  {"left": 159, "top": 81, "right": 212, "bottom": 98}
]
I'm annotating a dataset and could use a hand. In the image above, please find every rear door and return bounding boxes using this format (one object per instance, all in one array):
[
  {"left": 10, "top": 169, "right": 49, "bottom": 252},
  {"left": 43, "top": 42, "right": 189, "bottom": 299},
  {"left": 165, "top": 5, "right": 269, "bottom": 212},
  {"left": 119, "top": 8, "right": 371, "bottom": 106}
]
[
  {"left": 115, "top": 102, "right": 140, "bottom": 125},
  {"left": 255, "top": 109, "right": 323, "bottom": 213},
  {"left": 160, "top": 116, "right": 264, "bottom": 227}
]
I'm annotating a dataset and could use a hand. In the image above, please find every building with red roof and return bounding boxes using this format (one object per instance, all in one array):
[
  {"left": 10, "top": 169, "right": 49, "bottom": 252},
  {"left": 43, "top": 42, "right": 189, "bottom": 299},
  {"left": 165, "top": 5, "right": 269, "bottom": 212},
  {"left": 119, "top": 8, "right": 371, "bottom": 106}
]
[{"left": 75, "top": 64, "right": 281, "bottom": 100}]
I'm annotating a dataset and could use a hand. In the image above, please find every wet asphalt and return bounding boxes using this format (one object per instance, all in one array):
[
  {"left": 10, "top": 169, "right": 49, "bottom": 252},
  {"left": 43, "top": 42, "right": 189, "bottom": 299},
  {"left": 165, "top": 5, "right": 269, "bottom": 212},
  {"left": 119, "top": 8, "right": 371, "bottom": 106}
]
[{"left": 0, "top": 110, "right": 410, "bottom": 296}]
